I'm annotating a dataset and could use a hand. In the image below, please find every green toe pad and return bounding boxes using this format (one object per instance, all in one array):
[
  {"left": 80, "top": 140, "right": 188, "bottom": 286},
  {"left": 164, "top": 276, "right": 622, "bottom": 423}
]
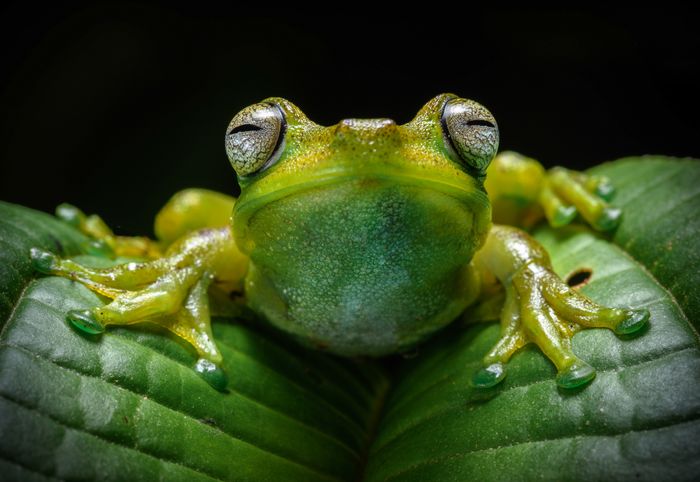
[
  {"left": 594, "top": 207, "right": 622, "bottom": 231},
  {"left": 83, "top": 239, "right": 114, "bottom": 258},
  {"left": 67, "top": 310, "right": 105, "bottom": 335},
  {"left": 595, "top": 181, "right": 615, "bottom": 201},
  {"left": 194, "top": 358, "right": 229, "bottom": 392},
  {"left": 615, "top": 308, "right": 650, "bottom": 335},
  {"left": 55, "top": 203, "right": 83, "bottom": 227},
  {"left": 30, "top": 248, "right": 56, "bottom": 274},
  {"left": 556, "top": 362, "right": 596, "bottom": 389},
  {"left": 552, "top": 205, "right": 577, "bottom": 227},
  {"left": 472, "top": 363, "right": 506, "bottom": 388}
]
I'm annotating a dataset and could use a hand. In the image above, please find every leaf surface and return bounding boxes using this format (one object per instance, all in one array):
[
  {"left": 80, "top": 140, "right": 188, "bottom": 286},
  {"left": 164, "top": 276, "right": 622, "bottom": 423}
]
[
  {"left": 0, "top": 202, "right": 389, "bottom": 482},
  {"left": 1, "top": 157, "right": 699, "bottom": 481}
]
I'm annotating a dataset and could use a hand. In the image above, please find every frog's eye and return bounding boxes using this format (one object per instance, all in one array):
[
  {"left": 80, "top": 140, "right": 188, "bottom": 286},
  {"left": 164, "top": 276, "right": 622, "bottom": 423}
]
[
  {"left": 441, "top": 98, "right": 499, "bottom": 173},
  {"left": 225, "top": 102, "right": 286, "bottom": 177}
]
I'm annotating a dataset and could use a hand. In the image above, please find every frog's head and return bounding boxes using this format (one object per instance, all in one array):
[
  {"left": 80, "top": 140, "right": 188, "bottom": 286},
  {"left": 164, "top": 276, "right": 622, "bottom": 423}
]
[{"left": 225, "top": 94, "right": 498, "bottom": 260}]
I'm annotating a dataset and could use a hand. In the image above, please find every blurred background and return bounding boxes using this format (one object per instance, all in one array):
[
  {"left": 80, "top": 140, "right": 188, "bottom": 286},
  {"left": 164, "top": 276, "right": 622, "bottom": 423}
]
[{"left": 1, "top": 5, "right": 698, "bottom": 235}]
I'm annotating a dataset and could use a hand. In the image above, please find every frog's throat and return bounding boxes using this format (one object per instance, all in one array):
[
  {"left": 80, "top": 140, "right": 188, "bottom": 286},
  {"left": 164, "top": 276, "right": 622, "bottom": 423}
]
[{"left": 232, "top": 166, "right": 492, "bottom": 254}]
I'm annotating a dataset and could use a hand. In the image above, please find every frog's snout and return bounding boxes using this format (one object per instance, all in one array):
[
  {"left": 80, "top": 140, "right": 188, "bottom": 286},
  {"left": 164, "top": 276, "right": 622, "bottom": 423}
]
[
  {"left": 333, "top": 118, "right": 400, "bottom": 150},
  {"left": 336, "top": 118, "right": 397, "bottom": 132}
]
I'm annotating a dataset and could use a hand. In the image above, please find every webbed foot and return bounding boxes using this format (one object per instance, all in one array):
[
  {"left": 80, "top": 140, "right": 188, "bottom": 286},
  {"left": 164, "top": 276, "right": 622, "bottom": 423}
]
[
  {"left": 30, "top": 226, "right": 240, "bottom": 391},
  {"left": 472, "top": 262, "right": 649, "bottom": 389}
]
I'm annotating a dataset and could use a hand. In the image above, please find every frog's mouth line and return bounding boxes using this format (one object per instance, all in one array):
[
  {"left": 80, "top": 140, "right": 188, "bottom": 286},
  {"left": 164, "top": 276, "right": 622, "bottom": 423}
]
[{"left": 232, "top": 167, "right": 491, "bottom": 251}]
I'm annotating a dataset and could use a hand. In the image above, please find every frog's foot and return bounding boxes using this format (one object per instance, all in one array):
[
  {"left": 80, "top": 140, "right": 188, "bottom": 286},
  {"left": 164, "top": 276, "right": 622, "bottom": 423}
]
[
  {"left": 30, "top": 231, "right": 235, "bottom": 391},
  {"left": 540, "top": 167, "right": 620, "bottom": 231},
  {"left": 472, "top": 263, "right": 649, "bottom": 389},
  {"left": 55, "top": 203, "right": 162, "bottom": 259}
]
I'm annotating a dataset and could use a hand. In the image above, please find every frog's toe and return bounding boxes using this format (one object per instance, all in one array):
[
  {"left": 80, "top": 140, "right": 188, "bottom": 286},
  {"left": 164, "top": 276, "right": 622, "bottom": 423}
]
[
  {"left": 55, "top": 203, "right": 84, "bottom": 227},
  {"left": 594, "top": 206, "right": 622, "bottom": 231},
  {"left": 194, "top": 358, "right": 229, "bottom": 392},
  {"left": 30, "top": 248, "right": 57, "bottom": 274},
  {"left": 583, "top": 174, "right": 615, "bottom": 201},
  {"left": 472, "top": 363, "right": 506, "bottom": 388},
  {"left": 546, "top": 167, "right": 622, "bottom": 231},
  {"left": 551, "top": 205, "right": 577, "bottom": 227},
  {"left": 67, "top": 309, "right": 105, "bottom": 335},
  {"left": 556, "top": 361, "right": 596, "bottom": 389},
  {"left": 614, "top": 308, "right": 650, "bottom": 335},
  {"left": 542, "top": 276, "right": 650, "bottom": 336}
]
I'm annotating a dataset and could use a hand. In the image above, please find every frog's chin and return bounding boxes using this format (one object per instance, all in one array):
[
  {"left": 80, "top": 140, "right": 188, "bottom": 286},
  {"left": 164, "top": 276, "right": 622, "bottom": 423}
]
[{"left": 232, "top": 166, "right": 491, "bottom": 254}]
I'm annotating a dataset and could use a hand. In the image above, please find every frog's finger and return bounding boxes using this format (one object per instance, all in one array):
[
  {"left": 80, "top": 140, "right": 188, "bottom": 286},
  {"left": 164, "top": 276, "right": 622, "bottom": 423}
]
[
  {"left": 569, "top": 171, "right": 616, "bottom": 202},
  {"left": 543, "top": 277, "right": 649, "bottom": 335},
  {"left": 30, "top": 247, "right": 163, "bottom": 295},
  {"left": 472, "top": 286, "right": 527, "bottom": 388},
  {"left": 548, "top": 167, "right": 622, "bottom": 231},
  {"left": 56, "top": 203, "right": 115, "bottom": 239},
  {"left": 56, "top": 203, "right": 162, "bottom": 259},
  {"left": 513, "top": 265, "right": 597, "bottom": 389},
  {"left": 539, "top": 181, "right": 577, "bottom": 228}
]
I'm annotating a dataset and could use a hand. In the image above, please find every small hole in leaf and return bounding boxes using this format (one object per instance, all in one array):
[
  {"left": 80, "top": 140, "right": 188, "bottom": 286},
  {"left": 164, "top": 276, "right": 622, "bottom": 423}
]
[{"left": 567, "top": 268, "right": 593, "bottom": 288}]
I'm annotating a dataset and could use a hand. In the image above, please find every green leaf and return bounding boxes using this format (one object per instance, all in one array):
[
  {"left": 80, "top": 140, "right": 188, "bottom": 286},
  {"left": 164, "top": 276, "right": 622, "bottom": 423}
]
[
  {"left": 590, "top": 156, "right": 700, "bottom": 329},
  {"left": 362, "top": 158, "right": 700, "bottom": 481},
  {"left": 0, "top": 202, "right": 389, "bottom": 481},
  {"left": 1, "top": 157, "right": 699, "bottom": 481}
]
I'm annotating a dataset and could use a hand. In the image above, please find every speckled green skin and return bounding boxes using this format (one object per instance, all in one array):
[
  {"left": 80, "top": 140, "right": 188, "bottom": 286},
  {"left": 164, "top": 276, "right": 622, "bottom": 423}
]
[
  {"left": 31, "top": 94, "right": 648, "bottom": 390},
  {"left": 233, "top": 95, "right": 490, "bottom": 356}
]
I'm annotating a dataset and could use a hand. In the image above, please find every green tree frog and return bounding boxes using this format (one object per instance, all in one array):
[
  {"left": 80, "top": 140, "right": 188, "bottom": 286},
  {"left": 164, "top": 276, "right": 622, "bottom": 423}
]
[{"left": 31, "top": 94, "right": 649, "bottom": 391}]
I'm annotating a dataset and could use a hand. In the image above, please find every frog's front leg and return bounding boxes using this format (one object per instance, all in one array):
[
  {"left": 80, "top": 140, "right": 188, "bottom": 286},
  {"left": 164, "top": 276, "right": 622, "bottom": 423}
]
[
  {"left": 471, "top": 225, "right": 649, "bottom": 389},
  {"left": 30, "top": 226, "right": 246, "bottom": 390}
]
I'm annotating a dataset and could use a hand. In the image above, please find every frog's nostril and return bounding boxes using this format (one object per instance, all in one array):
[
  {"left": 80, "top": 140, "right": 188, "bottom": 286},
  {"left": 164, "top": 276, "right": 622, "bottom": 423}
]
[{"left": 336, "top": 118, "right": 397, "bottom": 134}]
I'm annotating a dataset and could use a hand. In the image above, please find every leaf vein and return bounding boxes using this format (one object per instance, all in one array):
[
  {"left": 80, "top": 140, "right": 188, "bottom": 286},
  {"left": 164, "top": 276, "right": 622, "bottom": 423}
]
[
  {"left": 0, "top": 343, "right": 345, "bottom": 482},
  {"left": 371, "top": 346, "right": 698, "bottom": 458},
  {"left": 380, "top": 416, "right": 700, "bottom": 482}
]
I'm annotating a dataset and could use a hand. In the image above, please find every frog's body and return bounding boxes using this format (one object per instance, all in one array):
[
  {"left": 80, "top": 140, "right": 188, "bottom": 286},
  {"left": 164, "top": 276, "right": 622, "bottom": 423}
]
[
  {"left": 235, "top": 105, "right": 492, "bottom": 356},
  {"left": 31, "top": 94, "right": 649, "bottom": 391},
  {"left": 246, "top": 179, "right": 483, "bottom": 356}
]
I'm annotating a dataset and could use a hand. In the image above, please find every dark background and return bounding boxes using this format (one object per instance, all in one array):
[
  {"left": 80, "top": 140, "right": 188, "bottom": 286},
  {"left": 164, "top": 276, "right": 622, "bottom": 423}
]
[{"left": 1, "top": 5, "right": 698, "bottom": 235}]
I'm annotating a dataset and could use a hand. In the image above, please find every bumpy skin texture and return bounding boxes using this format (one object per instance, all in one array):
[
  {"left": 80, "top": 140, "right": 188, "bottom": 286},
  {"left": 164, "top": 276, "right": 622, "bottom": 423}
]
[
  {"left": 31, "top": 94, "right": 648, "bottom": 390},
  {"left": 234, "top": 96, "right": 491, "bottom": 356}
]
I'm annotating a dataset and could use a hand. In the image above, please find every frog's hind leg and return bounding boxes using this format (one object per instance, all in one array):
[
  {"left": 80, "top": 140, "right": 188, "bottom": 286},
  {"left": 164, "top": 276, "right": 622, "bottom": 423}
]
[
  {"left": 55, "top": 188, "right": 236, "bottom": 259},
  {"left": 55, "top": 203, "right": 163, "bottom": 259},
  {"left": 486, "top": 151, "right": 621, "bottom": 231}
]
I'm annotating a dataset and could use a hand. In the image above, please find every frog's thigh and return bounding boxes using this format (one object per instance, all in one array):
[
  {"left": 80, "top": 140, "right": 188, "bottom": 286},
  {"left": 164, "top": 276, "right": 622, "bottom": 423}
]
[
  {"left": 472, "top": 225, "right": 649, "bottom": 389},
  {"left": 154, "top": 188, "right": 236, "bottom": 244}
]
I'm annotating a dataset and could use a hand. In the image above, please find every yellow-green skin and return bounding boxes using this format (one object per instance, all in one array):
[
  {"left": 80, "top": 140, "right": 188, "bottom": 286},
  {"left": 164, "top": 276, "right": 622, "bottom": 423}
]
[
  {"left": 234, "top": 95, "right": 489, "bottom": 356},
  {"left": 33, "top": 93, "right": 649, "bottom": 390}
]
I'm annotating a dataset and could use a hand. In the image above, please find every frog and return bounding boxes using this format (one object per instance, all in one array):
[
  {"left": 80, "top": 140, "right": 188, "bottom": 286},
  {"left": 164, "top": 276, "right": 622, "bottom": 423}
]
[{"left": 30, "top": 94, "right": 649, "bottom": 391}]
